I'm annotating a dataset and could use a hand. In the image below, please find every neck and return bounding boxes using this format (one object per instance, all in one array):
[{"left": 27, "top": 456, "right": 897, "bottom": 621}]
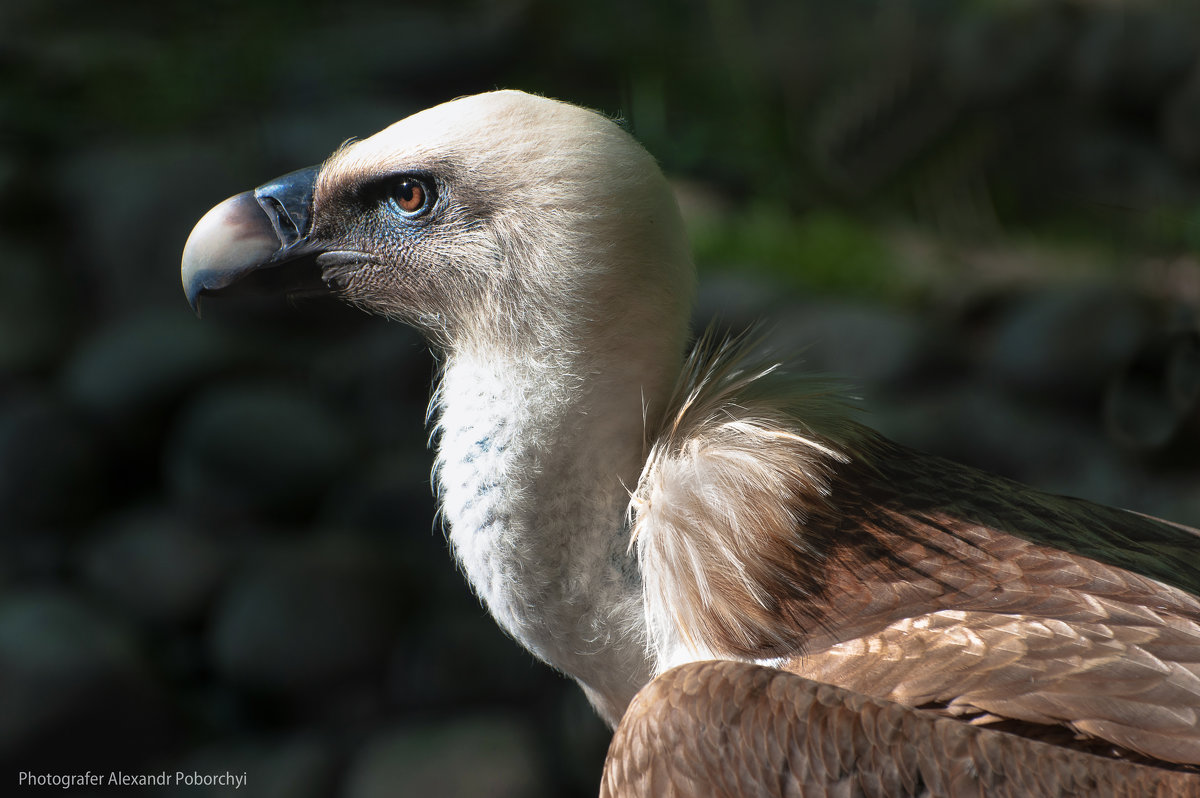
[{"left": 431, "top": 332, "right": 680, "bottom": 724}]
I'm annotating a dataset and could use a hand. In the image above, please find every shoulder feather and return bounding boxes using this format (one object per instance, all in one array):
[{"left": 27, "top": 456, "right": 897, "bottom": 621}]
[{"left": 629, "top": 328, "right": 869, "bottom": 662}]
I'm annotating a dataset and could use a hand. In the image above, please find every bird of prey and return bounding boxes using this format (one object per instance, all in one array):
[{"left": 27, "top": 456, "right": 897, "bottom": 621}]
[{"left": 181, "top": 90, "right": 1200, "bottom": 796}]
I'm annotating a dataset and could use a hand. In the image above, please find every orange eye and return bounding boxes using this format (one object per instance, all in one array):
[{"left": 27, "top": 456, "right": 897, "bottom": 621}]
[{"left": 393, "top": 177, "right": 430, "bottom": 215}]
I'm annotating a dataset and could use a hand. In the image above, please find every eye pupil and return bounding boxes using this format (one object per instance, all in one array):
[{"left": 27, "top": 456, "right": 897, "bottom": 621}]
[{"left": 394, "top": 178, "right": 428, "bottom": 214}]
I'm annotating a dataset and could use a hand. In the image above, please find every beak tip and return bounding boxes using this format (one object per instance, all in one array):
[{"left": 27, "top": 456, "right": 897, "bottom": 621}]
[
  {"left": 180, "top": 191, "right": 281, "bottom": 315},
  {"left": 181, "top": 269, "right": 204, "bottom": 317}
]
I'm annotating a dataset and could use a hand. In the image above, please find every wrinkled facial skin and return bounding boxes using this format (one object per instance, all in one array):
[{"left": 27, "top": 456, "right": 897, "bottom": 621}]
[{"left": 307, "top": 159, "right": 506, "bottom": 339}]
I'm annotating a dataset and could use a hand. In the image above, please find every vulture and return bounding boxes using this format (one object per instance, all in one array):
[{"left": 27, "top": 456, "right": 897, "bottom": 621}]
[{"left": 182, "top": 90, "right": 1200, "bottom": 796}]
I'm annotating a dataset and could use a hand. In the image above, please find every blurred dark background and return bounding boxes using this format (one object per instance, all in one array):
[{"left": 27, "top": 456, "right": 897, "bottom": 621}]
[{"left": 3, "top": 1, "right": 1200, "bottom": 795}]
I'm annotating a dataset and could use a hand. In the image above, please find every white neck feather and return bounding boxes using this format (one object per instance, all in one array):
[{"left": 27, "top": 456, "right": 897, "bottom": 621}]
[
  {"left": 408, "top": 94, "right": 696, "bottom": 723},
  {"left": 432, "top": 341, "right": 666, "bottom": 724}
]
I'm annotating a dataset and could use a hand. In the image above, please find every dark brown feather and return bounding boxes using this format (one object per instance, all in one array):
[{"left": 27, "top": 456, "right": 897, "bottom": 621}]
[
  {"left": 602, "top": 661, "right": 1200, "bottom": 798},
  {"left": 715, "top": 435, "right": 1200, "bottom": 659},
  {"left": 751, "top": 438, "right": 1200, "bottom": 763}
]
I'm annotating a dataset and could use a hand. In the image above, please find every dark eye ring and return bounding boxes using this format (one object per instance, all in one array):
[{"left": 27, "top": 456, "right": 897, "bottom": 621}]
[{"left": 392, "top": 176, "right": 433, "bottom": 216}]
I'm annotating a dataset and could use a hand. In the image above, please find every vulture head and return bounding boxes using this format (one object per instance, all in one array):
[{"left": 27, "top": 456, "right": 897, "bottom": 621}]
[{"left": 183, "top": 90, "right": 693, "bottom": 364}]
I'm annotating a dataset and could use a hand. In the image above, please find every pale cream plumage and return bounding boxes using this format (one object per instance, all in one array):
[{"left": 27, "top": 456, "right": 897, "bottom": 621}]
[{"left": 181, "top": 90, "right": 1200, "bottom": 795}]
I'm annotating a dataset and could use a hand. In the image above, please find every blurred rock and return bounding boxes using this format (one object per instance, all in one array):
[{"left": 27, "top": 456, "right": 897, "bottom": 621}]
[
  {"left": 208, "top": 538, "right": 396, "bottom": 694},
  {"left": 551, "top": 687, "right": 614, "bottom": 797},
  {"left": 942, "top": 6, "right": 1063, "bottom": 102},
  {"left": 166, "top": 382, "right": 358, "bottom": 521},
  {"left": 154, "top": 734, "right": 339, "bottom": 798},
  {"left": 875, "top": 382, "right": 1142, "bottom": 510},
  {"left": 1062, "top": 128, "right": 1187, "bottom": 208},
  {"left": 61, "top": 308, "right": 248, "bottom": 420},
  {"left": 0, "top": 150, "right": 14, "bottom": 200},
  {"left": 0, "top": 590, "right": 171, "bottom": 771},
  {"left": 310, "top": 324, "right": 431, "bottom": 450},
  {"left": 1105, "top": 328, "right": 1200, "bottom": 457},
  {"left": 60, "top": 310, "right": 257, "bottom": 502},
  {"left": 1154, "top": 473, "right": 1200, "bottom": 529},
  {"left": 319, "top": 455, "right": 437, "bottom": 540},
  {"left": 0, "top": 537, "right": 50, "bottom": 589},
  {"left": 318, "top": 456, "right": 455, "bottom": 615},
  {"left": 1163, "top": 66, "right": 1200, "bottom": 169},
  {"left": 81, "top": 507, "right": 227, "bottom": 625},
  {"left": 55, "top": 138, "right": 246, "bottom": 315},
  {"left": 388, "top": 604, "right": 544, "bottom": 710},
  {"left": 244, "top": 105, "right": 416, "bottom": 182},
  {"left": 1069, "top": 11, "right": 1195, "bottom": 110},
  {"left": 980, "top": 286, "right": 1150, "bottom": 401},
  {"left": 343, "top": 716, "right": 548, "bottom": 798},
  {"left": 771, "top": 301, "right": 930, "bottom": 387},
  {"left": 0, "top": 388, "right": 103, "bottom": 530},
  {"left": 274, "top": 5, "right": 526, "bottom": 111},
  {"left": 0, "top": 241, "right": 74, "bottom": 375},
  {"left": 691, "top": 273, "right": 793, "bottom": 335}
]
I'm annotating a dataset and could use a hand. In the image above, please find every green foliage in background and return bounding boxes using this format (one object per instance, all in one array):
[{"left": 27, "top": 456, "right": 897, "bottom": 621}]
[{"left": 692, "top": 205, "right": 900, "bottom": 299}]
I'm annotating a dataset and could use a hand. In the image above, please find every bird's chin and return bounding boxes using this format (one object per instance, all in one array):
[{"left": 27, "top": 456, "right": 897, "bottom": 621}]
[{"left": 312, "top": 258, "right": 434, "bottom": 329}]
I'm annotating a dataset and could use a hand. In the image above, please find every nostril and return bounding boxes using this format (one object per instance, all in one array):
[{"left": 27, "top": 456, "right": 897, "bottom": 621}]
[
  {"left": 258, "top": 195, "right": 300, "bottom": 247},
  {"left": 252, "top": 164, "right": 319, "bottom": 250}
]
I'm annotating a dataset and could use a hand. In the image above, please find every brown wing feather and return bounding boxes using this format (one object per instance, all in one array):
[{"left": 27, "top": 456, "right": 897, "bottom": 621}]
[
  {"left": 631, "top": 334, "right": 1200, "bottom": 766},
  {"left": 786, "top": 609, "right": 1200, "bottom": 764},
  {"left": 779, "top": 443, "right": 1200, "bottom": 764},
  {"left": 601, "top": 661, "right": 1200, "bottom": 798}
]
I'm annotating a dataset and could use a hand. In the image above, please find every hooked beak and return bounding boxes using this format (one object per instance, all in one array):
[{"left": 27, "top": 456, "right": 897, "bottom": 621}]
[{"left": 181, "top": 165, "right": 325, "bottom": 315}]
